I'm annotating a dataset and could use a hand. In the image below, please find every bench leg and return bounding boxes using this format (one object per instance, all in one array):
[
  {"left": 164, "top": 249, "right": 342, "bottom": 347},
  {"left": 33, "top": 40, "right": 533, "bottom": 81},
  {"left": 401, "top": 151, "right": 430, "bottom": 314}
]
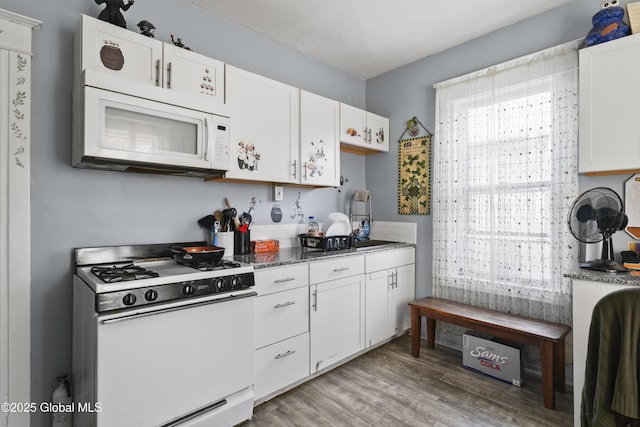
[
  {"left": 553, "top": 340, "right": 566, "bottom": 393},
  {"left": 426, "top": 318, "right": 436, "bottom": 349},
  {"left": 540, "top": 340, "right": 555, "bottom": 410},
  {"left": 411, "top": 307, "right": 421, "bottom": 358}
]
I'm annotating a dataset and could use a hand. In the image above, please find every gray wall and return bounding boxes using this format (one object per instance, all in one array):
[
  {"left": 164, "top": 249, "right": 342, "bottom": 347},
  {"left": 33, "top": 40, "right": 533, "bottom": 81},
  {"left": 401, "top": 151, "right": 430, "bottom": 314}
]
[
  {"left": 365, "top": 0, "right": 632, "bottom": 300},
  {"left": 1, "top": 0, "right": 365, "bottom": 424}
]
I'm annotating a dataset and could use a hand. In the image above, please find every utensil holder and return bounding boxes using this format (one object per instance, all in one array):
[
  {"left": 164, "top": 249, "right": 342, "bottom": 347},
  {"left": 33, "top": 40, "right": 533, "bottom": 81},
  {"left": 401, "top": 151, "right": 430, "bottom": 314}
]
[
  {"left": 234, "top": 230, "right": 251, "bottom": 254},
  {"left": 217, "top": 232, "right": 234, "bottom": 257}
]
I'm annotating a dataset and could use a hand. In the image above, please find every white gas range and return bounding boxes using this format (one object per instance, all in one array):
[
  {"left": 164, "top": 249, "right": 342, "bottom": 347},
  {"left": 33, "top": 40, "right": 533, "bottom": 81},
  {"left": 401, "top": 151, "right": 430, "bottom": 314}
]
[{"left": 72, "top": 242, "right": 257, "bottom": 427}]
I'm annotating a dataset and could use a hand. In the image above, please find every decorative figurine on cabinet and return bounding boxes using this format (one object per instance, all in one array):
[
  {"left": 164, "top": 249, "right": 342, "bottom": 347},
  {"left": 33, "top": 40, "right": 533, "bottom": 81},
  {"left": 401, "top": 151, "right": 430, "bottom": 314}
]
[
  {"left": 582, "top": 0, "right": 630, "bottom": 47},
  {"left": 137, "top": 20, "right": 155, "bottom": 37},
  {"left": 170, "top": 34, "right": 192, "bottom": 50},
  {"left": 95, "top": 0, "right": 134, "bottom": 28}
]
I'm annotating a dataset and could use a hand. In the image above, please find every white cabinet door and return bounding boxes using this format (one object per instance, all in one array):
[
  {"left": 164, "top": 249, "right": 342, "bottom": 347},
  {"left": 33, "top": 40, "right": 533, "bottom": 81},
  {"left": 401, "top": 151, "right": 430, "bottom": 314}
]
[
  {"left": 579, "top": 33, "right": 640, "bottom": 173},
  {"left": 365, "top": 262, "right": 415, "bottom": 347},
  {"left": 162, "top": 43, "right": 224, "bottom": 103},
  {"left": 391, "top": 263, "right": 415, "bottom": 334},
  {"left": 225, "top": 65, "right": 299, "bottom": 183},
  {"left": 76, "top": 14, "right": 163, "bottom": 85},
  {"left": 300, "top": 90, "right": 340, "bottom": 186},
  {"left": 340, "top": 103, "right": 389, "bottom": 153},
  {"left": 365, "top": 269, "right": 392, "bottom": 347},
  {"left": 339, "top": 103, "right": 367, "bottom": 147},
  {"left": 310, "top": 274, "right": 365, "bottom": 373},
  {"left": 366, "top": 111, "right": 389, "bottom": 152}
]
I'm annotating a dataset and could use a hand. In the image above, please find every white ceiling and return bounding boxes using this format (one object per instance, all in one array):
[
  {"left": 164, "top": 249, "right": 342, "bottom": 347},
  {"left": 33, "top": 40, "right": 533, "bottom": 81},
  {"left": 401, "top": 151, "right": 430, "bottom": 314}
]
[{"left": 190, "top": 0, "right": 572, "bottom": 79}]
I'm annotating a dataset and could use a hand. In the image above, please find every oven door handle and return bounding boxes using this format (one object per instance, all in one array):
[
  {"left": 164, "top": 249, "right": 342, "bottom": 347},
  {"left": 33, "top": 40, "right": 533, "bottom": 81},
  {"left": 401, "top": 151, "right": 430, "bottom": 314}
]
[{"left": 100, "top": 292, "right": 257, "bottom": 325}]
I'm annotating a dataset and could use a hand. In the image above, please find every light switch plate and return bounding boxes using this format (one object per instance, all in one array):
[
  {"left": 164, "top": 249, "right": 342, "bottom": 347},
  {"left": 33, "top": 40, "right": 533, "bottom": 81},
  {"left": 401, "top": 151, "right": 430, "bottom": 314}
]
[{"left": 273, "top": 185, "right": 284, "bottom": 201}]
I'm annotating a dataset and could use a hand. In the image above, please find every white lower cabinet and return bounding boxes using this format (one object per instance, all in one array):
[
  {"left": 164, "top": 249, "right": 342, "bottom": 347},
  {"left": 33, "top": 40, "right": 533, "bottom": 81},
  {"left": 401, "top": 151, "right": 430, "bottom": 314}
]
[
  {"left": 254, "top": 333, "right": 309, "bottom": 401},
  {"left": 310, "top": 274, "right": 366, "bottom": 373},
  {"left": 365, "top": 248, "right": 415, "bottom": 347},
  {"left": 253, "top": 264, "right": 309, "bottom": 401},
  {"left": 252, "top": 249, "right": 414, "bottom": 403}
]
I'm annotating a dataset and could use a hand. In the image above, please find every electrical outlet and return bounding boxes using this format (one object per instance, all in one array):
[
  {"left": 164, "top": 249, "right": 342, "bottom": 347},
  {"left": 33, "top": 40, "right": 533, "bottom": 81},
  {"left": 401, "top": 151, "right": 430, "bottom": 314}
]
[{"left": 273, "top": 185, "right": 284, "bottom": 201}]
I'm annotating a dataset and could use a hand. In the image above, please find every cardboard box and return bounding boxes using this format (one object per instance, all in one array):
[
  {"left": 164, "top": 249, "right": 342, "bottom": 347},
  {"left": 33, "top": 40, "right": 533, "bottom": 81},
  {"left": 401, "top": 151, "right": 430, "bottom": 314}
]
[
  {"left": 628, "top": 2, "right": 640, "bottom": 34},
  {"left": 462, "top": 331, "right": 523, "bottom": 387},
  {"left": 250, "top": 240, "right": 279, "bottom": 253}
]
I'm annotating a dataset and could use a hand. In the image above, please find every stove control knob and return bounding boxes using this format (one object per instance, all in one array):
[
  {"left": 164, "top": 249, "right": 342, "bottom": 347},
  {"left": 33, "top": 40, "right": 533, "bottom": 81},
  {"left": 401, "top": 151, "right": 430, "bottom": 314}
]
[
  {"left": 145, "top": 289, "right": 158, "bottom": 302},
  {"left": 215, "top": 278, "right": 225, "bottom": 290},
  {"left": 183, "top": 284, "right": 196, "bottom": 296},
  {"left": 231, "top": 276, "right": 240, "bottom": 288},
  {"left": 123, "top": 293, "right": 137, "bottom": 306}
]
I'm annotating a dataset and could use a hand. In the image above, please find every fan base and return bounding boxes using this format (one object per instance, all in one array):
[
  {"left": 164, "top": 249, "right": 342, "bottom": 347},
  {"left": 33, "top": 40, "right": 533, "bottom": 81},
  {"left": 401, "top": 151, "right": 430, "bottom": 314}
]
[{"left": 580, "top": 260, "right": 629, "bottom": 273}]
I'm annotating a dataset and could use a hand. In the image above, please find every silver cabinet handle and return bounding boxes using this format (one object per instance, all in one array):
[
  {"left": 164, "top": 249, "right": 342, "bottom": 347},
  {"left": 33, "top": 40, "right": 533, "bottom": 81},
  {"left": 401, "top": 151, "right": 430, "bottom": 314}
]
[
  {"left": 273, "top": 277, "right": 295, "bottom": 284},
  {"left": 166, "top": 62, "right": 172, "bottom": 89},
  {"left": 312, "top": 289, "right": 318, "bottom": 312},
  {"left": 292, "top": 160, "right": 297, "bottom": 179},
  {"left": 333, "top": 267, "right": 350, "bottom": 272},
  {"left": 274, "top": 301, "right": 295, "bottom": 309},
  {"left": 155, "top": 59, "right": 161, "bottom": 86},
  {"left": 368, "top": 128, "right": 372, "bottom": 144},
  {"left": 303, "top": 162, "right": 308, "bottom": 180},
  {"left": 275, "top": 350, "right": 296, "bottom": 360}
]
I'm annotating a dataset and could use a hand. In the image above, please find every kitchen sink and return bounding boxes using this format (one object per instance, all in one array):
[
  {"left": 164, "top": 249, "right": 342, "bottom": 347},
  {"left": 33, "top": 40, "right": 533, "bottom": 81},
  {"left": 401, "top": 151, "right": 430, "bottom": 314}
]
[{"left": 353, "top": 239, "right": 399, "bottom": 250}]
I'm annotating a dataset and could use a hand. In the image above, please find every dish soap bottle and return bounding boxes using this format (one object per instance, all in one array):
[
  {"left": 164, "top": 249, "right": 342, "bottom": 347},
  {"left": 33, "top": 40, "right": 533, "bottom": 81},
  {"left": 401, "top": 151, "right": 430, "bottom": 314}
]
[{"left": 307, "top": 216, "right": 320, "bottom": 236}]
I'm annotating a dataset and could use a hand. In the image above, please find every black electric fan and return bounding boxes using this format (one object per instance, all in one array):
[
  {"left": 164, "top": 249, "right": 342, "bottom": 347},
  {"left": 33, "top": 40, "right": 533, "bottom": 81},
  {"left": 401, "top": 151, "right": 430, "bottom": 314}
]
[{"left": 567, "top": 187, "right": 628, "bottom": 273}]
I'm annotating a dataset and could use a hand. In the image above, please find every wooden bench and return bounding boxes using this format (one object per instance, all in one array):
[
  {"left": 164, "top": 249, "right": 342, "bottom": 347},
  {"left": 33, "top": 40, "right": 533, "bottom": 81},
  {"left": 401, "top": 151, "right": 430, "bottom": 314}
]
[{"left": 409, "top": 297, "right": 571, "bottom": 410}]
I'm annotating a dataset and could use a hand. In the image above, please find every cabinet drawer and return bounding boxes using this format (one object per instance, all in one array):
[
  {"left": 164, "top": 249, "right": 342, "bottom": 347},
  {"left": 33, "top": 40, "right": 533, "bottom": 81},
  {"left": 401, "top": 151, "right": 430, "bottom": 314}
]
[
  {"left": 254, "top": 333, "right": 310, "bottom": 401},
  {"left": 255, "top": 286, "right": 309, "bottom": 349},
  {"left": 365, "top": 247, "right": 415, "bottom": 273},
  {"left": 309, "top": 255, "right": 364, "bottom": 284},
  {"left": 254, "top": 263, "right": 308, "bottom": 296}
]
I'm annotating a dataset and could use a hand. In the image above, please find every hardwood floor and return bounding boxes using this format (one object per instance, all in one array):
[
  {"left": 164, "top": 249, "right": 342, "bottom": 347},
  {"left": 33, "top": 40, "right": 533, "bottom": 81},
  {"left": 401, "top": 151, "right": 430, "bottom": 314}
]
[{"left": 244, "top": 335, "right": 573, "bottom": 426}]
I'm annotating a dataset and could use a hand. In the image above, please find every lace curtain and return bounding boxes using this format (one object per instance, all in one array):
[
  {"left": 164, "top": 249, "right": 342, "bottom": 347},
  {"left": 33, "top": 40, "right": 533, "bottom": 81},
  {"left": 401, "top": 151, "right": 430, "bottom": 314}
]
[{"left": 432, "top": 41, "right": 579, "bottom": 326}]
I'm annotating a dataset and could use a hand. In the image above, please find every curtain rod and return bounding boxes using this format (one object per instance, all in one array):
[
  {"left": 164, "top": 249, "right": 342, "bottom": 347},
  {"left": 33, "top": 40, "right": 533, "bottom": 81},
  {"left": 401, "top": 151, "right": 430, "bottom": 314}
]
[{"left": 433, "top": 38, "right": 581, "bottom": 89}]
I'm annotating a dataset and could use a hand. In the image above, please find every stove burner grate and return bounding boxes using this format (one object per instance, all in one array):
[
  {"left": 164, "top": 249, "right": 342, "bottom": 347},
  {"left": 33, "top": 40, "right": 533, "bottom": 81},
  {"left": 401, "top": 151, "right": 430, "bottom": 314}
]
[
  {"left": 91, "top": 264, "right": 160, "bottom": 283},
  {"left": 194, "top": 260, "right": 242, "bottom": 271}
]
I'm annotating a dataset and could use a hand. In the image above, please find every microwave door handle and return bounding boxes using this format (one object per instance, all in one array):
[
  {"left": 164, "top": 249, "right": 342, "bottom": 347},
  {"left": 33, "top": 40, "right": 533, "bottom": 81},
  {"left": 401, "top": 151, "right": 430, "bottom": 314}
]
[{"left": 204, "top": 117, "right": 210, "bottom": 161}]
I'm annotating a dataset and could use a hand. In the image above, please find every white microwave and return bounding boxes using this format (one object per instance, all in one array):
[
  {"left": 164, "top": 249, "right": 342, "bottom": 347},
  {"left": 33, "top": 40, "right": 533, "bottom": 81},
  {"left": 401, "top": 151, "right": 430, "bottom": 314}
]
[{"left": 73, "top": 71, "right": 232, "bottom": 177}]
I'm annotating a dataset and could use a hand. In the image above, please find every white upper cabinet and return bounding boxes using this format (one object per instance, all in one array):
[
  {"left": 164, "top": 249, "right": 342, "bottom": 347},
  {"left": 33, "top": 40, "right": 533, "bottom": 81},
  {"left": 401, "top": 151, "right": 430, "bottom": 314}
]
[
  {"left": 300, "top": 90, "right": 340, "bottom": 186},
  {"left": 224, "top": 65, "right": 299, "bottom": 183},
  {"left": 75, "top": 15, "right": 224, "bottom": 103},
  {"left": 579, "top": 33, "right": 640, "bottom": 174},
  {"left": 366, "top": 111, "right": 390, "bottom": 152},
  {"left": 161, "top": 43, "right": 224, "bottom": 101},
  {"left": 340, "top": 103, "right": 367, "bottom": 147},
  {"left": 340, "top": 103, "right": 389, "bottom": 153}
]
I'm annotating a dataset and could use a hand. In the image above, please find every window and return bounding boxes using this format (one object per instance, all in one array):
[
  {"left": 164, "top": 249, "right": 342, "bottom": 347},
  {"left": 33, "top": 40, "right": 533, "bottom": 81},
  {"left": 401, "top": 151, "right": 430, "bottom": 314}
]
[{"left": 432, "top": 41, "right": 579, "bottom": 324}]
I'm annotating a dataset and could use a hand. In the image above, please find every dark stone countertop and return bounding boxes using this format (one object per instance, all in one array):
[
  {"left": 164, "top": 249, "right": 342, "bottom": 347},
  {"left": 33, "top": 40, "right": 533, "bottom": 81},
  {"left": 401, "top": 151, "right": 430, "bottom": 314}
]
[
  {"left": 232, "top": 242, "right": 415, "bottom": 270},
  {"left": 564, "top": 267, "right": 640, "bottom": 286}
]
